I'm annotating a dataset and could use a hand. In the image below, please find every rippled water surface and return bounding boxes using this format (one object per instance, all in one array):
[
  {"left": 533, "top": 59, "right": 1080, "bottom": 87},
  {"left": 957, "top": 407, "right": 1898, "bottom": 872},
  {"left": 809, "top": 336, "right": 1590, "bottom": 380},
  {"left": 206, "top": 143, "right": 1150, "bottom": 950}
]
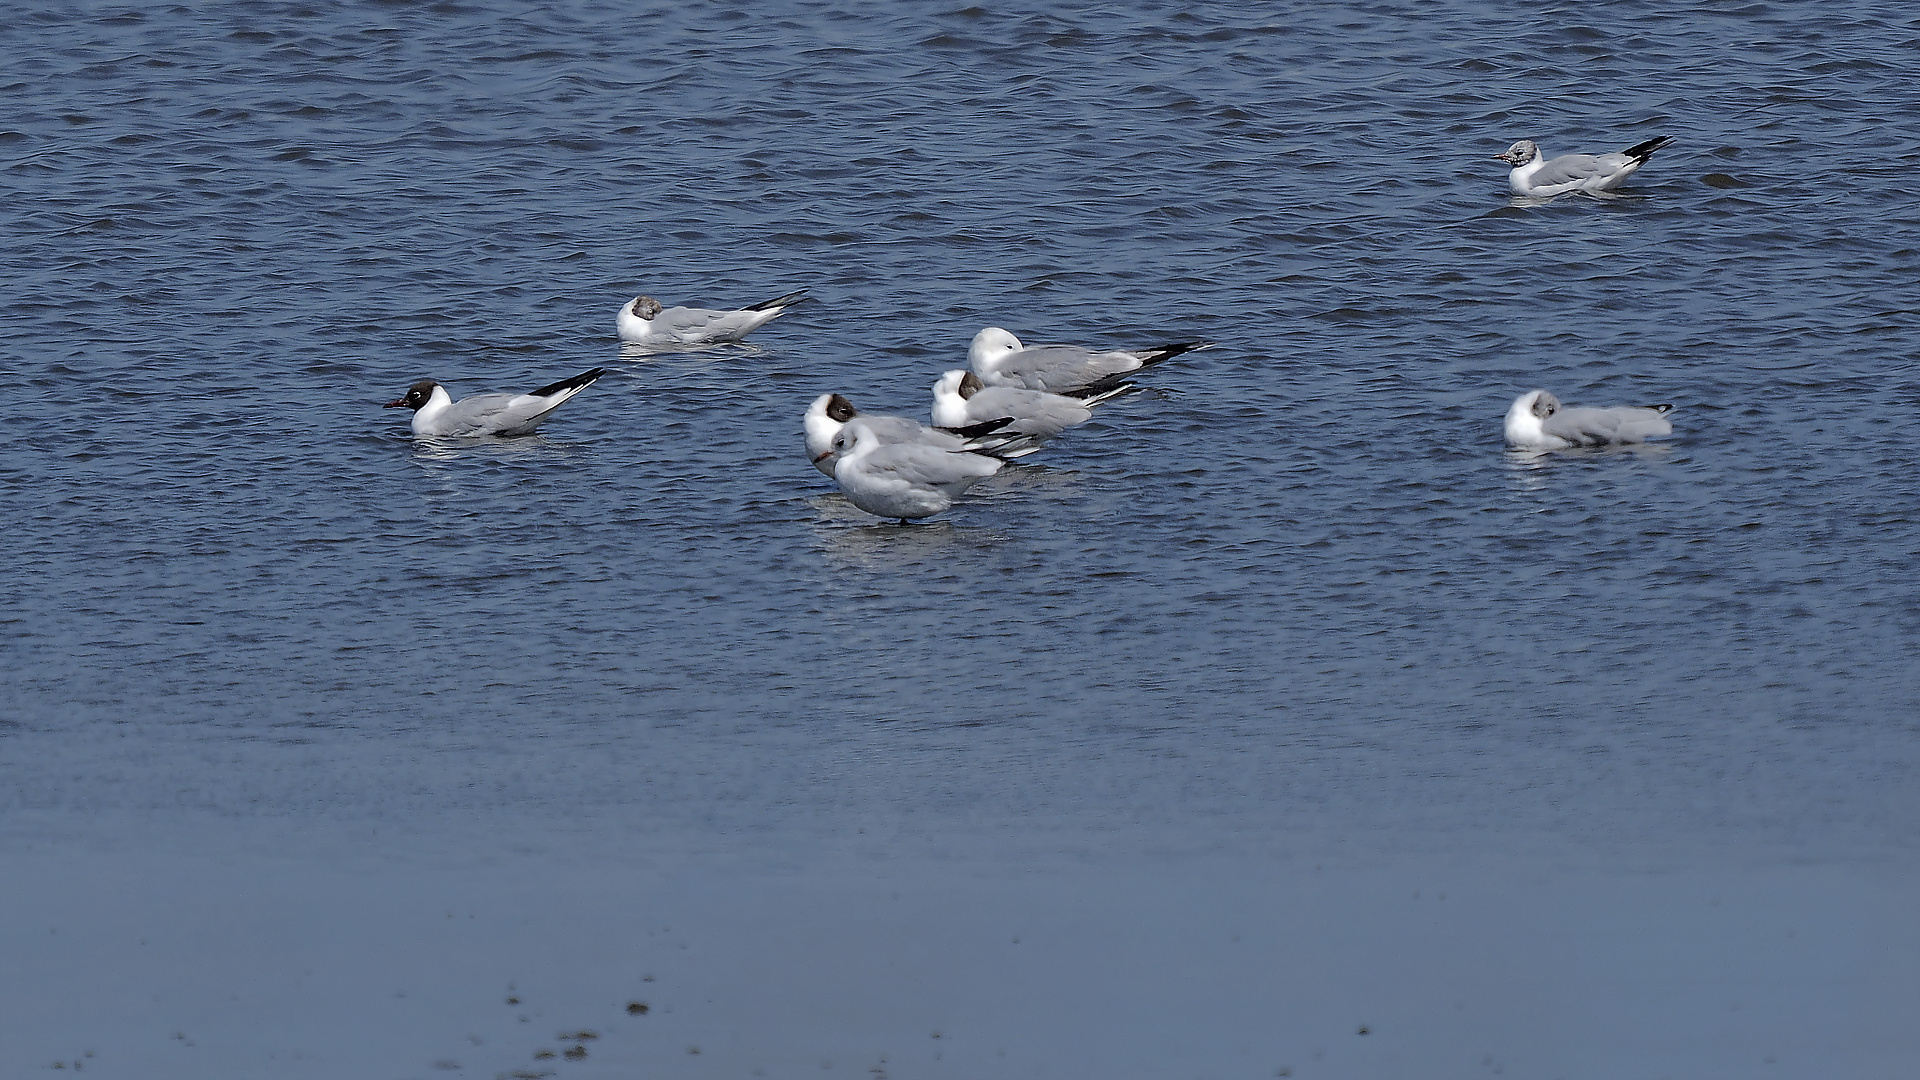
[{"left": 5, "top": 2, "right": 1918, "bottom": 1077}]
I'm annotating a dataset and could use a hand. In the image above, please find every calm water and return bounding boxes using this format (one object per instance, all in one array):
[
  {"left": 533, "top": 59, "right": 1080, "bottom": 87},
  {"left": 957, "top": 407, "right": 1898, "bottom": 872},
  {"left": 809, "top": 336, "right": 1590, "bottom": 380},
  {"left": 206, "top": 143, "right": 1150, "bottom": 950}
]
[{"left": 4, "top": 2, "right": 1918, "bottom": 1077}]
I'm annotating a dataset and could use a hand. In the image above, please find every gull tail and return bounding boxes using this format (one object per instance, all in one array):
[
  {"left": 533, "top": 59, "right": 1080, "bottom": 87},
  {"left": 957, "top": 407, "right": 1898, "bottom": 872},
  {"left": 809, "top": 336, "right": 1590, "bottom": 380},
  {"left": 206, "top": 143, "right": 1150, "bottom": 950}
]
[
  {"left": 747, "top": 288, "right": 811, "bottom": 311},
  {"left": 1071, "top": 342, "right": 1213, "bottom": 397},
  {"left": 938, "top": 416, "right": 1015, "bottom": 439},
  {"left": 1134, "top": 340, "right": 1216, "bottom": 371},
  {"left": 972, "top": 435, "right": 1043, "bottom": 460},
  {"left": 944, "top": 415, "right": 1043, "bottom": 459},
  {"left": 529, "top": 367, "right": 608, "bottom": 399},
  {"left": 1068, "top": 381, "right": 1139, "bottom": 408},
  {"left": 1623, "top": 135, "right": 1676, "bottom": 164}
]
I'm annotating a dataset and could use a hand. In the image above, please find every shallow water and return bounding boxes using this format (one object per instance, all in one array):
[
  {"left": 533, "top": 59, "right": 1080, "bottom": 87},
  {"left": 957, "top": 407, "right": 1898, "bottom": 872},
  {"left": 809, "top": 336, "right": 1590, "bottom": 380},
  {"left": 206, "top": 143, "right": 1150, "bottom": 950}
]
[{"left": 4, "top": 2, "right": 1918, "bottom": 1077}]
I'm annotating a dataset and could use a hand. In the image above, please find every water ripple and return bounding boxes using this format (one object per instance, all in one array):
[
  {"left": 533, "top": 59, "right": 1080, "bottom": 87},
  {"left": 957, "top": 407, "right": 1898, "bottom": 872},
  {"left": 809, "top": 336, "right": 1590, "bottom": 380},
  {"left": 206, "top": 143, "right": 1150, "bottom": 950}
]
[{"left": 1, "top": 0, "right": 1915, "bottom": 862}]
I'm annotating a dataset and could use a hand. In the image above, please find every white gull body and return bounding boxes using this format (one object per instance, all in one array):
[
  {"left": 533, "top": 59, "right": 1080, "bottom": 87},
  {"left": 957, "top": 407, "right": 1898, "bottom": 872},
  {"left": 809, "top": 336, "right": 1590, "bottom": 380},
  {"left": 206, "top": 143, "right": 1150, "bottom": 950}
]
[
  {"left": 930, "top": 369, "right": 1131, "bottom": 439},
  {"left": 828, "top": 422, "right": 1002, "bottom": 523},
  {"left": 1494, "top": 135, "right": 1677, "bottom": 197},
  {"left": 1504, "top": 389, "right": 1674, "bottom": 449},
  {"left": 805, "top": 392, "right": 1032, "bottom": 478},
  {"left": 616, "top": 288, "right": 807, "bottom": 346},
  {"left": 967, "top": 326, "right": 1211, "bottom": 394},
  {"left": 384, "top": 367, "right": 607, "bottom": 437}
]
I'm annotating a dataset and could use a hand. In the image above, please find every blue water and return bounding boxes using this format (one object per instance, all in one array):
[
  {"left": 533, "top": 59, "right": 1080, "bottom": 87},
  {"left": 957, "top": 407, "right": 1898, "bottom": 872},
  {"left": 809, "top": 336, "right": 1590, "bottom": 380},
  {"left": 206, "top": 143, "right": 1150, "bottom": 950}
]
[{"left": 4, "top": 3, "right": 1918, "bottom": 1077}]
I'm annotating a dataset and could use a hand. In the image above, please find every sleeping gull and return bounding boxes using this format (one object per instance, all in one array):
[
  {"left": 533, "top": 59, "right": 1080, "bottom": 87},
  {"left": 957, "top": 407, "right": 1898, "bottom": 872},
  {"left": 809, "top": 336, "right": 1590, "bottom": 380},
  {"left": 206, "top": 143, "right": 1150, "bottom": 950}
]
[
  {"left": 1494, "top": 135, "right": 1677, "bottom": 197},
  {"left": 968, "top": 326, "right": 1212, "bottom": 394},
  {"left": 827, "top": 421, "right": 1003, "bottom": 523},
  {"left": 805, "top": 392, "right": 1033, "bottom": 478},
  {"left": 931, "top": 369, "right": 1133, "bottom": 439},
  {"left": 1504, "top": 389, "right": 1673, "bottom": 449},
  {"left": 384, "top": 367, "right": 607, "bottom": 437},
  {"left": 616, "top": 288, "right": 808, "bottom": 346}
]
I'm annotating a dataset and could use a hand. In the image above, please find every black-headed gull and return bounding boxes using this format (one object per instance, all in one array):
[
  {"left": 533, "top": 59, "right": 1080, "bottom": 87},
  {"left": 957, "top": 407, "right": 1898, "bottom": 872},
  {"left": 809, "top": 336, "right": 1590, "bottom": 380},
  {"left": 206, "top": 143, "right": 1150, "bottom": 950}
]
[
  {"left": 968, "top": 326, "right": 1211, "bottom": 394},
  {"left": 805, "top": 392, "right": 1033, "bottom": 478},
  {"left": 930, "top": 370, "right": 1132, "bottom": 439},
  {"left": 827, "top": 422, "right": 1003, "bottom": 523},
  {"left": 616, "top": 288, "right": 808, "bottom": 346},
  {"left": 1493, "top": 135, "right": 1677, "bottom": 197},
  {"left": 384, "top": 367, "right": 608, "bottom": 437},
  {"left": 1505, "top": 389, "right": 1673, "bottom": 449}
]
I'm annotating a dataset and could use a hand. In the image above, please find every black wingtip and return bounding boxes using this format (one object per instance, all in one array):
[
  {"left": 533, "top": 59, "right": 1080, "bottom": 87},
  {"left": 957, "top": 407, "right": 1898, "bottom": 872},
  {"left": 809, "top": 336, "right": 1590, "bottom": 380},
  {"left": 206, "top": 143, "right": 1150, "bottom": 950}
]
[
  {"left": 1648, "top": 403, "right": 1674, "bottom": 414},
  {"left": 529, "top": 367, "right": 607, "bottom": 398},
  {"left": 1134, "top": 340, "right": 1215, "bottom": 370},
  {"left": 748, "top": 289, "right": 811, "bottom": 311},
  {"left": 1067, "top": 379, "right": 1140, "bottom": 402},
  {"left": 940, "top": 416, "right": 1015, "bottom": 438},
  {"left": 1623, "top": 135, "right": 1676, "bottom": 162}
]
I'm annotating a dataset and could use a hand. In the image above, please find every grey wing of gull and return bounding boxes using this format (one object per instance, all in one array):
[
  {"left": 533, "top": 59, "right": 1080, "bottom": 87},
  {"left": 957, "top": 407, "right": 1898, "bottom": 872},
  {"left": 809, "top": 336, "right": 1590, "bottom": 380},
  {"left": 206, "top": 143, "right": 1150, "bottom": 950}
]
[
  {"left": 655, "top": 305, "right": 753, "bottom": 336},
  {"left": 967, "top": 385, "right": 1093, "bottom": 436},
  {"left": 995, "top": 345, "right": 1138, "bottom": 392},
  {"left": 439, "top": 391, "right": 547, "bottom": 435},
  {"left": 868, "top": 442, "right": 1000, "bottom": 488},
  {"left": 1543, "top": 405, "right": 1673, "bottom": 445},
  {"left": 849, "top": 414, "right": 965, "bottom": 449},
  {"left": 1530, "top": 152, "right": 1614, "bottom": 187}
]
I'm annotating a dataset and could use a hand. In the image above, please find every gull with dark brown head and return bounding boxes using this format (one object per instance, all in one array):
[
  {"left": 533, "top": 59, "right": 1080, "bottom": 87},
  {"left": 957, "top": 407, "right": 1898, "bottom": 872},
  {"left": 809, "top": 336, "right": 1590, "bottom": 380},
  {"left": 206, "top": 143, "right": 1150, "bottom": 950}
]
[
  {"left": 616, "top": 288, "right": 808, "bottom": 347},
  {"left": 931, "top": 370, "right": 1133, "bottom": 439},
  {"left": 1493, "top": 135, "right": 1677, "bottom": 197},
  {"left": 804, "top": 392, "right": 1033, "bottom": 478},
  {"left": 384, "top": 367, "right": 608, "bottom": 437}
]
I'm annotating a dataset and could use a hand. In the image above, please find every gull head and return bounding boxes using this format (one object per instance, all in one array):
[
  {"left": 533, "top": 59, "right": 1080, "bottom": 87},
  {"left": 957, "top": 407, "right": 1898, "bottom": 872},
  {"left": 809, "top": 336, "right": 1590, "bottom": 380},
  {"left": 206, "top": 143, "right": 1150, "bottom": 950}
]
[
  {"left": 1504, "top": 389, "right": 1560, "bottom": 447},
  {"left": 384, "top": 379, "right": 441, "bottom": 411},
  {"left": 805, "top": 392, "right": 860, "bottom": 473},
  {"left": 629, "top": 296, "right": 663, "bottom": 320},
  {"left": 968, "top": 327, "right": 1025, "bottom": 373},
  {"left": 930, "top": 371, "right": 977, "bottom": 428},
  {"left": 1495, "top": 139, "right": 1539, "bottom": 167},
  {"left": 828, "top": 422, "right": 878, "bottom": 462},
  {"left": 932, "top": 369, "right": 980, "bottom": 403}
]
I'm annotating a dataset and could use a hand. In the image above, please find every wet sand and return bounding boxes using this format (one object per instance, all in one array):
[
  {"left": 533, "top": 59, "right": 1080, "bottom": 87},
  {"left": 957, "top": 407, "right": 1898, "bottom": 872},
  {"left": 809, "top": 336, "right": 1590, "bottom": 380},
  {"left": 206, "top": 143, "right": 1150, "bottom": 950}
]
[{"left": 4, "top": 831, "right": 1913, "bottom": 1079}]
